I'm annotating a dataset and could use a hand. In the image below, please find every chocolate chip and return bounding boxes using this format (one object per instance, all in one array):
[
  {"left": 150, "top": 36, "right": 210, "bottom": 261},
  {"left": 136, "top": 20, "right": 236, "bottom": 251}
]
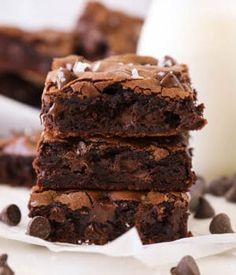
[
  {"left": 160, "top": 71, "right": 184, "bottom": 90},
  {"left": 0, "top": 254, "right": 14, "bottom": 275},
  {"left": 171, "top": 255, "right": 200, "bottom": 275},
  {"left": 0, "top": 254, "right": 7, "bottom": 265},
  {"left": 209, "top": 213, "right": 234, "bottom": 234},
  {"left": 225, "top": 184, "right": 236, "bottom": 203},
  {"left": 162, "top": 55, "right": 177, "bottom": 67},
  {"left": 190, "top": 176, "right": 206, "bottom": 197},
  {"left": 0, "top": 204, "right": 21, "bottom": 226},
  {"left": 56, "top": 68, "right": 76, "bottom": 89},
  {"left": 194, "top": 197, "right": 215, "bottom": 219},
  {"left": 207, "top": 176, "right": 234, "bottom": 197},
  {"left": 189, "top": 195, "right": 200, "bottom": 213},
  {"left": 27, "top": 216, "right": 51, "bottom": 240}
]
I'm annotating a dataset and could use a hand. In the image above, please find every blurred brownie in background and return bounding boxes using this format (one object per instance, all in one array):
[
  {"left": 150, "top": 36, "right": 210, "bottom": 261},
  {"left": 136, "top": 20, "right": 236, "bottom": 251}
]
[
  {"left": 0, "top": 73, "right": 42, "bottom": 107},
  {"left": 0, "top": 132, "right": 40, "bottom": 187},
  {"left": 0, "top": 27, "right": 74, "bottom": 107},
  {"left": 0, "top": 27, "right": 74, "bottom": 83},
  {"left": 0, "top": 1, "right": 144, "bottom": 107},
  {"left": 74, "top": 1, "right": 144, "bottom": 60}
]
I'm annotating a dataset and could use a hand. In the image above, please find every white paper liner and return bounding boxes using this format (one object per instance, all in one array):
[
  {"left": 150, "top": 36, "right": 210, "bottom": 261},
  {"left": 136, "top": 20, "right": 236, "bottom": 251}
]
[{"left": 1, "top": 185, "right": 236, "bottom": 267}]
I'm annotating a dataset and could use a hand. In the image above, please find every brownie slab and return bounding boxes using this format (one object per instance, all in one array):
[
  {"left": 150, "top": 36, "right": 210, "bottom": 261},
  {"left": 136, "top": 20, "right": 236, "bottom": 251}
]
[
  {"left": 0, "top": 27, "right": 74, "bottom": 84},
  {"left": 74, "top": 2, "right": 143, "bottom": 60},
  {"left": 34, "top": 133, "right": 194, "bottom": 192},
  {"left": 0, "top": 132, "right": 39, "bottom": 187},
  {"left": 41, "top": 54, "right": 206, "bottom": 138},
  {"left": 29, "top": 188, "right": 189, "bottom": 245},
  {"left": 0, "top": 73, "right": 42, "bottom": 107}
]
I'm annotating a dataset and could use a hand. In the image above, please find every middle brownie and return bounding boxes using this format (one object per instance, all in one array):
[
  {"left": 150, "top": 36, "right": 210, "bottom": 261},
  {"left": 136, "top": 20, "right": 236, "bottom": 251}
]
[{"left": 34, "top": 133, "right": 194, "bottom": 192}]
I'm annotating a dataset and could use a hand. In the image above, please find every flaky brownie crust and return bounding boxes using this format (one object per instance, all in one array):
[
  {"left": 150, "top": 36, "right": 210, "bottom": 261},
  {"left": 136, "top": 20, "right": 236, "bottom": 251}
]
[
  {"left": 0, "top": 132, "right": 39, "bottom": 187},
  {"left": 41, "top": 54, "right": 206, "bottom": 138},
  {"left": 29, "top": 188, "right": 189, "bottom": 245},
  {"left": 34, "top": 133, "right": 194, "bottom": 192}
]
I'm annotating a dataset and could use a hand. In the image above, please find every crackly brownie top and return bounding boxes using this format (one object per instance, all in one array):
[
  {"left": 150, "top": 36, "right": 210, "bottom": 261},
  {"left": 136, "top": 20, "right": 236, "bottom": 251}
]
[
  {"left": 0, "top": 132, "right": 40, "bottom": 156},
  {"left": 45, "top": 54, "right": 194, "bottom": 100},
  {"left": 30, "top": 187, "right": 189, "bottom": 211}
]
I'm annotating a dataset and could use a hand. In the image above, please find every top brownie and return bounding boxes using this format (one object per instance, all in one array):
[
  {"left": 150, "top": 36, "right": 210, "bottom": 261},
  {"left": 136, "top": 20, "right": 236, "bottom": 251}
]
[
  {"left": 0, "top": 27, "right": 74, "bottom": 84},
  {"left": 41, "top": 54, "right": 206, "bottom": 138},
  {"left": 74, "top": 2, "right": 143, "bottom": 60}
]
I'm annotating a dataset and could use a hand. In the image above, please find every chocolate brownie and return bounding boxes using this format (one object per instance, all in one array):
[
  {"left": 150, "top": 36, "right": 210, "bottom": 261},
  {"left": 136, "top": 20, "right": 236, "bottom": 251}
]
[
  {"left": 0, "top": 27, "right": 74, "bottom": 84},
  {"left": 74, "top": 2, "right": 144, "bottom": 60},
  {"left": 34, "top": 132, "right": 194, "bottom": 192},
  {"left": 0, "top": 132, "right": 40, "bottom": 187},
  {"left": 29, "top": 188, "right": 189, "bottom": 245},
  {"left": 41, "top": 54, "right": 206, "bottom": 138},
  {"left": 0, "top": 73, "right": 42, "bottom": 107}
]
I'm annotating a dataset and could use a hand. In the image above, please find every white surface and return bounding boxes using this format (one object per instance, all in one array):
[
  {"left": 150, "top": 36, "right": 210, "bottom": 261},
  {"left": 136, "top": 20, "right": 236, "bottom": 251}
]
[
  {"left": 138, "top": 0, "right": 236, "bottom": 180},
  {"left": 0, "top": 96, "right": 41, "bottom": 137},
  {"left": 1, "top": 185, "right": 236, "bottom": 274}
]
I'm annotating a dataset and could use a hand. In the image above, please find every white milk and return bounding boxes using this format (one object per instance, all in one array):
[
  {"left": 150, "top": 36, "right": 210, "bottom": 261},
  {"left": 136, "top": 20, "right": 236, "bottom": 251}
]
[{"left": 138, "top": 0, "right": 236, "bottom": 179}]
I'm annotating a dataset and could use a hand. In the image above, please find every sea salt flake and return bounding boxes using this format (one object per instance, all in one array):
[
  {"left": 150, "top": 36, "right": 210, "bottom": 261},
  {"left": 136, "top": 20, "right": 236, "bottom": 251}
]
[
  {"left": 73, "top": 62, "right": 91, "bottom": 74},
  {"left": 57, "top": 67, "right": 66, "bottom": 83},
  {"left": 131, "top": 68, "right": 143, "bottom": 79},
  {"left": 92, "top": 61, "right": 101, "bottom": 72},
  {"left": 66, "top": 63, "right": 73, "bottom": 70}
]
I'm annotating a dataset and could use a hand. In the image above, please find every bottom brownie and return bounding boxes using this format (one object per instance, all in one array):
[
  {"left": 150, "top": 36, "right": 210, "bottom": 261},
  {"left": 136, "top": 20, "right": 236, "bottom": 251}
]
[
  {"left": 29, "top": 188, "right": 189, "bottom": 245},
  {"left": 0, "top": 132, "right": 39, "bottom": 187}
]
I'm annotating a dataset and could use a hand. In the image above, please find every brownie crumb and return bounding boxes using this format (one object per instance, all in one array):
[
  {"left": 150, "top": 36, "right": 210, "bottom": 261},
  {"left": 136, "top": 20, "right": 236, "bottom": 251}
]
[
  {"left": 171, "top": 255, "right": 200, "bottom": 275},
  {"left": 209, "top": 213, "right": 234, "bottom": 234}
]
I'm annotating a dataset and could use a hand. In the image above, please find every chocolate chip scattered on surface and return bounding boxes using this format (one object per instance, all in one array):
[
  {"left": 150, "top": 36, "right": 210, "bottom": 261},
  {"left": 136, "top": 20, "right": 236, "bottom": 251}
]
[
  {"left": 0, "top": 254, "right": 14, "bottom": 275},
  {"left": 189, "top": 195, "right": 200, "bottom": 213},
  {"left": 207, "top": 176, "right": 234, "bottom": 197},
  {"left": 194, "top": 197, "right": 215, "bottom": 219},
  {"left": 27, "top": 216, "right": 51, "bottom": 240},
  {"left": 225, "top": 184, "right": 236, "bottom": 203},
  {"left": 171, "top": 255, "right": 201, "bottom": 275},
  {"left": 209, "top": 213, "right": 234, "bottom": 234},
  {"left": 190, "top": 176, "right": 206, "bottom": 197},
  {"left": 0, "top": 204, "right": 21, "bottom": 226}
]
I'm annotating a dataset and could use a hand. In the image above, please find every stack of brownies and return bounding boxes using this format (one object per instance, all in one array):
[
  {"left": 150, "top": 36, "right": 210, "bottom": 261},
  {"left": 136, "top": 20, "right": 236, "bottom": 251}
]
[{"left": 28, "top": 54, "right": 206, "bottom": 245}]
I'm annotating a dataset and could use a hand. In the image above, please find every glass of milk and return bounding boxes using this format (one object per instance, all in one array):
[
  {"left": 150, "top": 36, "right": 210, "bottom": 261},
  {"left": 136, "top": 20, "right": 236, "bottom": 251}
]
[{"left": 138, "top": 0, "right": 236, "bottom": 179}]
